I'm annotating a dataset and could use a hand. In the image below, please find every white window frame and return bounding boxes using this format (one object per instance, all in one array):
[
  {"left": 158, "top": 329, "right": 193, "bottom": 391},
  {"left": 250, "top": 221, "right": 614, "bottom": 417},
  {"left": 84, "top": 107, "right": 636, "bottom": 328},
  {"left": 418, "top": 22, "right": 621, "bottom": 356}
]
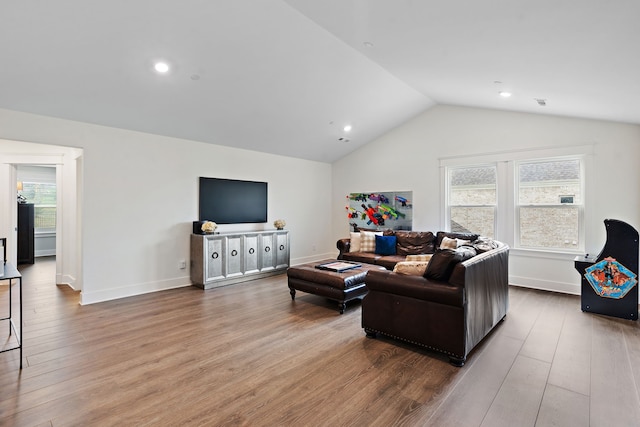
[
  {"left": 514, "top": 156, "right": 585, "bottom": 253},
  {"left": 445, "top": 164, "right": 498, "bottom": 239}
]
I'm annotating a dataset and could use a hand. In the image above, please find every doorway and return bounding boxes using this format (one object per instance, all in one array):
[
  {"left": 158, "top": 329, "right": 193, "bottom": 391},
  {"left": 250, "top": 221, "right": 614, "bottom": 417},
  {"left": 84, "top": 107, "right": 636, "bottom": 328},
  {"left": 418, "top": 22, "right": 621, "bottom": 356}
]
[
  {"left": 0, "top": 140, "right": 83, "bottom": 292},
  {"left": 16, "top": 165, "right": 57, "bottom": 284}
]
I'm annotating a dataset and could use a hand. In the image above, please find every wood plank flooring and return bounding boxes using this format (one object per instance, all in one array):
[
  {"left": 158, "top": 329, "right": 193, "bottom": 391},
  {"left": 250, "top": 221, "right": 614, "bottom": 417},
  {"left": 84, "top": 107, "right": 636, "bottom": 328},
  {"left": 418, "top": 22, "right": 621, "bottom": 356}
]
[{"left": 1, "top": 257, "right": 639, "bottom": 426}]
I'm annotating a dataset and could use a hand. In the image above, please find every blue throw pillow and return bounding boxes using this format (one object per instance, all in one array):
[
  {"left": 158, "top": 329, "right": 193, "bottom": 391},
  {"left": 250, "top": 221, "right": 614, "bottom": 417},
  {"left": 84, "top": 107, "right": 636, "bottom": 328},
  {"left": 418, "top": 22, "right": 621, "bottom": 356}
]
[{"left": 375, "top": 235, "right": 397, "bottom": 255}]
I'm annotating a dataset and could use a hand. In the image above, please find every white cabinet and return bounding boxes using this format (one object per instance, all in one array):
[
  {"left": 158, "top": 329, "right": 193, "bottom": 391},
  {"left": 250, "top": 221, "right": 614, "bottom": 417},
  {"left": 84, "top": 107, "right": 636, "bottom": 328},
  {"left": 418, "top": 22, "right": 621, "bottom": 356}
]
[{"left": 191, "top": 230, "right": 290, "bottom": 289}]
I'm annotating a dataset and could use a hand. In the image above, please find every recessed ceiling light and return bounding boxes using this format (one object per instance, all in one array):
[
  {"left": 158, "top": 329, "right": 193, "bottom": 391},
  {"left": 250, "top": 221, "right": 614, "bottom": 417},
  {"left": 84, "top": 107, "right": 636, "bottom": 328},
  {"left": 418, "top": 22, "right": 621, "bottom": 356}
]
[
  {"left": 343, "top": 125, "right": 352, "bottom": 132},
  {"left": 499, "top": 91, "right": 512, "bottom": 98},
  {"left": 154, "top": 62, "right": 170, "bottom": 73}
]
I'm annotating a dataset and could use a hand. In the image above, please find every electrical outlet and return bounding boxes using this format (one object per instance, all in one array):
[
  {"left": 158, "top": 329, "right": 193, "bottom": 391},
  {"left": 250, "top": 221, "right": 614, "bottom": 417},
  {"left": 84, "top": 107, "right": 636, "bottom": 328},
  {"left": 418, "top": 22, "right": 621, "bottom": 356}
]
[{"left": 179, "top": 260, "right": 187, "bottom": 269}]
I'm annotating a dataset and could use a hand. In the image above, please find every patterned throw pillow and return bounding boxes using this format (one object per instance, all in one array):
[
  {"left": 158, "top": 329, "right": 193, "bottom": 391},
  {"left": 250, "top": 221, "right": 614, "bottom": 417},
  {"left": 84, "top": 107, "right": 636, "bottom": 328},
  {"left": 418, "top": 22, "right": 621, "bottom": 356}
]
[
  {"left": 360, "top": 231, "right": 382, "bottom": 253},
  {"left": 405, "top": 254, "right": 433, "bottom": 262}
]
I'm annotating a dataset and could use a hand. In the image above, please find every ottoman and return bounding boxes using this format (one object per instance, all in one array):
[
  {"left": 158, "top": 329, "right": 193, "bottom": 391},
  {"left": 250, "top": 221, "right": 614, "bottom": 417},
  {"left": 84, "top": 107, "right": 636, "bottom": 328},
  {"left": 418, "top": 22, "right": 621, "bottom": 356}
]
[{"left": 286, "top": 259, "right": 385, "bottom": 314}]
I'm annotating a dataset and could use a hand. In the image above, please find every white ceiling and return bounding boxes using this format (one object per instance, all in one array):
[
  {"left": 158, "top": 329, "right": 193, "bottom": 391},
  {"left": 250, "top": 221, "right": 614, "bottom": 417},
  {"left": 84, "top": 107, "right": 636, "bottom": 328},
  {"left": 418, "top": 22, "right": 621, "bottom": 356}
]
[{"left": 1, "top": 1, "right": 638, "bottom": 163}]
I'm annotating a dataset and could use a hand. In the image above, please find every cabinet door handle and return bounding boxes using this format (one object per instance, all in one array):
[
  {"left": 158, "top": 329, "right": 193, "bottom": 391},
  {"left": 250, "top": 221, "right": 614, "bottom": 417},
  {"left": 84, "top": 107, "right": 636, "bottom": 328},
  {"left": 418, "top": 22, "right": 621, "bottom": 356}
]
[
  {"left": 279, "top": 245, "right": 285, "bottom": 251},
  {"left": 249, "top": 248, "right": 255, "bottom": 254},
  {"left": 264, "top": 246, "right": 271, "bottom": 252},
  {"left": 212, "top": 252, "right": 219, "bottom": 259},
  {"left": 231, "top": 249, "right": 238, "bottom": 256}
]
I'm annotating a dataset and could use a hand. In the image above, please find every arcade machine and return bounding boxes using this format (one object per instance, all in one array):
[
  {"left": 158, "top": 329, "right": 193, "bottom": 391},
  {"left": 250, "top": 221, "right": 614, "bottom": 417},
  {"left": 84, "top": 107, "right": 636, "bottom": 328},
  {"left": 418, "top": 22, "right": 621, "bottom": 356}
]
[{"left": 574, "top": 219, "right": 638, "bottom": 320}]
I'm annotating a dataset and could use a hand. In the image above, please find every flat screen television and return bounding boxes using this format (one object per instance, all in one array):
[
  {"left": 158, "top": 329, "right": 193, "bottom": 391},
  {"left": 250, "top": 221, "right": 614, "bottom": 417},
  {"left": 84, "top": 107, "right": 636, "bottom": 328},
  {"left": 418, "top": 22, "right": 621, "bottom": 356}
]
[{"left": 199, "top": 177, "right": 268, "bottom": 224}]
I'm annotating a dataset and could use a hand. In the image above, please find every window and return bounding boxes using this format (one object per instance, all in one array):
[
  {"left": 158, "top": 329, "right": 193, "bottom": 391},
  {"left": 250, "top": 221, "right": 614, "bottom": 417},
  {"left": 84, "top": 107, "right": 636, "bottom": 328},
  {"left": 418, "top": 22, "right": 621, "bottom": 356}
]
[
  {"left": 447, "top": 165, "right": 496, "bottom": 238},
  {"left": 516, "top": 158, "right": 583, "bottom": 250},
  {"left": 443, "top": 150, "right": 587, "bottom": 254},
  {"left": 20, "top": 182, "right": 57, "bottom": 230}
]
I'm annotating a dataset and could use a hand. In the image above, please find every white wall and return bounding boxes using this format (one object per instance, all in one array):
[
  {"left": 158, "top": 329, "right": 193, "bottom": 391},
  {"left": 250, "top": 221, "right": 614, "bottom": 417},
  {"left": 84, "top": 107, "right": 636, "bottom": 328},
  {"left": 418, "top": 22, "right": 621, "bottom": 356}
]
[
  {"left": 332, "top": 105, "right": 640, "bottom": 295},
  {"left": 0, "top": 108, "right": 333, "bottom": 304}
]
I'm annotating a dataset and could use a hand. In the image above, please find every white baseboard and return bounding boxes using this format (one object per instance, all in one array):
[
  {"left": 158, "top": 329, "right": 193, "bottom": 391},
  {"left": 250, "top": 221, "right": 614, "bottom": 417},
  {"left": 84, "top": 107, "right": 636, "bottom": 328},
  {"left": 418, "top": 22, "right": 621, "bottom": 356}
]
[
  {"left": 81, "top": 251, "right": 340, "bottom": 305},
  {"left": 509, "top": 275, "right": 580, "bottom": 295},
  {"left": 56, "top": 273, "right": 77, "bottom": 289},
  {"left": 80, "top": 276, "right": 192, "bottom": 305},
  {"left": 35, "top": 249, "right": 56, "bottom": 257},
  {"left": 291, "top": 252, "right": 336, "bottom": 266}
]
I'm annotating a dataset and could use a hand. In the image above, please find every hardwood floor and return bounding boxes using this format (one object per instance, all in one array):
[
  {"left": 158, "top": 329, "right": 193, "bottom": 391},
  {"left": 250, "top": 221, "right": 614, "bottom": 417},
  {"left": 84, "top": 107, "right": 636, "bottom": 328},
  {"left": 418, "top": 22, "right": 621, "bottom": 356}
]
[{"left": 1, "top": 257, "right": 639, "bottom": 426}]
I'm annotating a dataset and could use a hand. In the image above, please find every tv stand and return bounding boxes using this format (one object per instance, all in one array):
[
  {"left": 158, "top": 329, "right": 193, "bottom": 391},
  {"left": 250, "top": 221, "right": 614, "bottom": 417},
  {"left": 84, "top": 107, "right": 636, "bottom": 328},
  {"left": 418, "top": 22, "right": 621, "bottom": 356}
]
[{"left": 190, "top": 230, "right": 290, "bottom": 289}]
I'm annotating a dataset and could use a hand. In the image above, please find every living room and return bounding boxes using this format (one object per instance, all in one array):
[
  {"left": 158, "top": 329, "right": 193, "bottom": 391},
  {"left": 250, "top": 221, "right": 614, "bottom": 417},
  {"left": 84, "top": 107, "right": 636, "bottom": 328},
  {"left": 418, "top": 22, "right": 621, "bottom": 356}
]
[
  {"left": 2, "top": 104, "right": 638, "bottom": 304},
  {"left": 1, "top": 1, "right": 639, "bottom": 425}
]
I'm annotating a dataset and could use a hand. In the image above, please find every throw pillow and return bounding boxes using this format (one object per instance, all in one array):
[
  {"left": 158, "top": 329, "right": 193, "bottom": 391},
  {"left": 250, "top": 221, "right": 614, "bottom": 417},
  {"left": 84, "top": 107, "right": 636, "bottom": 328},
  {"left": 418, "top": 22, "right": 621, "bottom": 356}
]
[
  {"left": 440, "top": 236, "right": 457, "bottom": 250},
  {"left": 393, "top": 261, "right": 429, "bottom": 276},
  {"left": 406, "top": 254, "right": 433, "bottom": 262},
  {"left": 424, "top": 249, "right": 463, "bottom": 281},
  {"left": 349, "top": 232, "right": 362, "bottom": 252},
  {"left": 360, "top": 231, "right": 383, "bottom": 253},
  {"left": 375, "top": 235, "right": 397, "bottom": 255}
]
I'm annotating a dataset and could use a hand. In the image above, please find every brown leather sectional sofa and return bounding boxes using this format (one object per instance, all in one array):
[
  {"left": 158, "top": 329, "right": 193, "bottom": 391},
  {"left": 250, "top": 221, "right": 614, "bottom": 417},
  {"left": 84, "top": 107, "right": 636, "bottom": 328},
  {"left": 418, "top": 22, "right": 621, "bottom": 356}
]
[
  {"left": 337, "top": 230, "right": 509, "bottom": 366},
  {"left": 337, "top": 230, "right": 437, "bottom": 270}
]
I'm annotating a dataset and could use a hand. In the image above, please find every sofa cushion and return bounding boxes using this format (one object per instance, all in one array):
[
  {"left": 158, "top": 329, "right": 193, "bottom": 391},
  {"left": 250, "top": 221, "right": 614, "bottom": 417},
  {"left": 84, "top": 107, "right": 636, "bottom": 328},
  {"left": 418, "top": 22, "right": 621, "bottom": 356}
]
[
  {"left": 424, "top": 249, "right": 463, "bottom": 281},
  {"left": 394, "top": 231, "right": 436, "bottom": 256},
  {"left": 360, "top": 231, "right": 382, "bottom": 253},
  {"left": 376, "top": 255, "right": 406, "bottom": 270},
  {"left": 341, "top": 252, "right": 381, "bottom": 265},
  {"left": 375, "top": 235, "right": 397, "bottom": 255},
  {"left": 393, "top": 261, "right": 429, "bottom": 276},
  {"left": 348, "top": 232, "right": 362, "bottom": 252}
]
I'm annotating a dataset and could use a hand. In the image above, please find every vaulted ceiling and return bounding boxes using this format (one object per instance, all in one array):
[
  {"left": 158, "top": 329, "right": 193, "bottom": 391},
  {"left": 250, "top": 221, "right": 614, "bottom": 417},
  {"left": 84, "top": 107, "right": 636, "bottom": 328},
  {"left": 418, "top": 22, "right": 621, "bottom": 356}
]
[{"left": 1, "top": 1, "right": 638, "bottom": 163}]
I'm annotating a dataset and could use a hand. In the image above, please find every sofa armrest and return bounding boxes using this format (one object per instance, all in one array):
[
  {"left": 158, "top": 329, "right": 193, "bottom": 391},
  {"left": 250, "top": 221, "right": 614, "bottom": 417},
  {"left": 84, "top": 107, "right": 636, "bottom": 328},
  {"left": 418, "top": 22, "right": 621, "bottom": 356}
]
[
  {"left": 460, "top": 243, "right": 509, "bottom": 351},
  {"left": 365, "top": 270, "right": 463, "bottom": 307},
  {"left": 337, "top": 238, "right": 351, "bottom": 259}
]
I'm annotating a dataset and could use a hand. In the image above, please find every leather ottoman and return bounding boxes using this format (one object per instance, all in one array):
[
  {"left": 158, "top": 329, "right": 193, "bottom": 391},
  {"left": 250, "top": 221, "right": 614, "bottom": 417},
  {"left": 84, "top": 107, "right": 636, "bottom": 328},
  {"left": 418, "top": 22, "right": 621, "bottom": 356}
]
[{"left": 286, "top": 259, "right": 385, "bottom": 314}]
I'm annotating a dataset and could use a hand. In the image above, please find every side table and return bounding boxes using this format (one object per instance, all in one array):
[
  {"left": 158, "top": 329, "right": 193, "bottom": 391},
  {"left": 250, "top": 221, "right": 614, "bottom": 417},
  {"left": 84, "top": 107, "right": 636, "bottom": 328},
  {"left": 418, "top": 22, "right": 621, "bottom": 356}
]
[{"left": 1, "top": 262, "right": 23, "bottom": 368}]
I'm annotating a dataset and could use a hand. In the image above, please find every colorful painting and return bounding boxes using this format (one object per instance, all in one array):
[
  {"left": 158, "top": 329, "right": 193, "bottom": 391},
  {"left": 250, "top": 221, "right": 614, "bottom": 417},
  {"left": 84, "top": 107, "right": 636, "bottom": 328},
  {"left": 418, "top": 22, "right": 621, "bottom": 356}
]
[
  {"left": 585, "top": 256, "right": 637, "bottom": 299},
  {"left": 346, "top": 191, "right": 413, "bottom": 231}
]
